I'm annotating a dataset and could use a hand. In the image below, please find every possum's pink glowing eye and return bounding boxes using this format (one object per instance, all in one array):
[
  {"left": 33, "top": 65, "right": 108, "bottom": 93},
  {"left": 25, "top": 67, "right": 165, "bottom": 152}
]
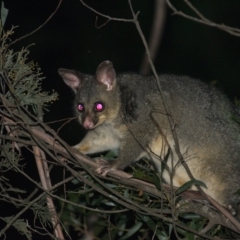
[
  {"left": 77, "top": 103, "right": 84, "bottom": 112},
  {"left": 94, "top": 102, "right": 104, "bottom": 112}
]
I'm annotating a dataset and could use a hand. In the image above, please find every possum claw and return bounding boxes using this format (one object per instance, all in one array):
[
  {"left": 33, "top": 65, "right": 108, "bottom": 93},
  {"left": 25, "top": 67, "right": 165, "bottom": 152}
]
[{"left": 95, "top": 158, "right": 115, "bottom": 176}]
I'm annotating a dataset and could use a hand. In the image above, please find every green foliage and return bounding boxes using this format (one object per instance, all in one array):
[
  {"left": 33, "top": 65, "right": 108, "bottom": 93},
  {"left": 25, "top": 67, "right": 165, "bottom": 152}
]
[
  {"left": 60, "top": 181, "right": 168, "bottom": 239},
  {"left": 0, "top": 24, "right": 58, "bottom": 115},
  {"left": 0, "top": 143, "right": 23, "bottom": 170},
  {"left": 31, "top": 198, "right": 53, "bottom": 228},
  {"left": 0, "top": 23, "right": 59, "bottom": 239},
  {"left": 0, "top": 217, "right": 32, "bottom": 240},
  {"left": 175, "top": 180, "right": 207, "bottom": 196},
  {"left": 4, "top": 46, "right": 58, "bottom": 113}
]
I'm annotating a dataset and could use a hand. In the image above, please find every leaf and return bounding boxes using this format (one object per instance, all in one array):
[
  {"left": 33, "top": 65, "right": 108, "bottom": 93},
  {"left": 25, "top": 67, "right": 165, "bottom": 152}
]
[
  {"left": 101, "top": 199, "right": 116, "bottom": 206},
  {"left": 137, "top": 214, "right": 156, "bottom": 231},
  {"left": 119, "top": 222, "right": 142, "bottom": 240},
  {"left": 137, "top": 214, "right": 170, "bottom": 240},
  {"left": 152, "top": 172, "right": 162, "bottom": 191},
  {"left": 133, "top": 169, "right": 153, "bottom": 182},
  {"left": 155, "top": 232, "right": 169, "bottom": 240},
  {"left": 168, "top": 223, "right": 173, "bottom": 237},
  {"left": 1, "top": 1, "right": 9, "bottom": 26},
  {"left": 104, "top": 149, "right": 119, "bottom": 159},
  {"left": 124, "top": 189, "right": 130, "bottom": 199},
  {"left": 175, "top": 179, "right": 207, "bottom": 195},
  {"left": 180, "top": 213, "right": 201, "bottom": 220},
  {"left": 71, "top": 178, "right": 80, "bottom": 185},
  {"left": 234, "top": 188, "right": 240, "bottom": 195}
]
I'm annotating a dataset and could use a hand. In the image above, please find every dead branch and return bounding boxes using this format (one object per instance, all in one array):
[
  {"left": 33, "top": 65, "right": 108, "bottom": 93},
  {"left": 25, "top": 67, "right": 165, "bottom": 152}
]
[{"left": 165, "top": 0, "right": 240, "bottom": 37}]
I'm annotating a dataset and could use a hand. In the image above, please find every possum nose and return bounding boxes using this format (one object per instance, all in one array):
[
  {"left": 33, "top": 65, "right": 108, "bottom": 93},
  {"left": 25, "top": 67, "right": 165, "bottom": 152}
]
[{"left": 83, "top": 116, "right": 94, "bottom": 129}]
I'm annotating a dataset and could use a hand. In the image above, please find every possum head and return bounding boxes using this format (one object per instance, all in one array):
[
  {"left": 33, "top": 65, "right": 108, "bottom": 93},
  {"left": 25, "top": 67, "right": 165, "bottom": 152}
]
[{"left": 58, "top": 61, "right": 121, "bottom": 129}]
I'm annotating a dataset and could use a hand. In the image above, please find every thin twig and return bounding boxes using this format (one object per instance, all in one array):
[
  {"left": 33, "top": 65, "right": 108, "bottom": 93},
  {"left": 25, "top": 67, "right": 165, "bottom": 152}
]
[
  {"left": 4, "top": 0, "right": 63, "bottom": 52},
  {"left": 165, "top": 0, "right": 240, "bottom": 37}
]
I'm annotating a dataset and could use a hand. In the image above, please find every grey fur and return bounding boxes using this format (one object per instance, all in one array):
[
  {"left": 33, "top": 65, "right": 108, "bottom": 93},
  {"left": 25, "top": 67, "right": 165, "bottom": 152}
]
[{"left": 58, "top": 60, "right": 240, "bottom": 213}]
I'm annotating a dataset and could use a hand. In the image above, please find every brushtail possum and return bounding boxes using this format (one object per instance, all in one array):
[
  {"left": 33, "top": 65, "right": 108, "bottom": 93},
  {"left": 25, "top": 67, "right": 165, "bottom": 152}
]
[{"left": 58, "top": 60, "right": 240, "bottom": 212}]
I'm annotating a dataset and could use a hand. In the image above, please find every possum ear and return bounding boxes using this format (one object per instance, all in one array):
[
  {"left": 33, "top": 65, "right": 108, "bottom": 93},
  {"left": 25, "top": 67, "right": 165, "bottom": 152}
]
[
  {"left": 58, "top": 68, "right": 83, "bottom": 93},
  {"left": 96, "top": 60, "right": 116, "bottom": 91}
]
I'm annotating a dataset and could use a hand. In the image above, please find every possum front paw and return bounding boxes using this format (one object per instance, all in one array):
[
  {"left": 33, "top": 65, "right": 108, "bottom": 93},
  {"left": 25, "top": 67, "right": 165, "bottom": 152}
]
[{"left": 95, "top": 158, "right": 116, "bottom": 176}]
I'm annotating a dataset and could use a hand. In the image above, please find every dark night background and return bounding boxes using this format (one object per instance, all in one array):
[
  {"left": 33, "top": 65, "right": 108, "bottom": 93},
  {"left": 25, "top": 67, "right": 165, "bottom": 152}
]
[
  {"left": 2, "top": 1, "right": 240, "bottom": 239},
  {"left": 3, "top": 0, "right": 240, "bottom": 144}
]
